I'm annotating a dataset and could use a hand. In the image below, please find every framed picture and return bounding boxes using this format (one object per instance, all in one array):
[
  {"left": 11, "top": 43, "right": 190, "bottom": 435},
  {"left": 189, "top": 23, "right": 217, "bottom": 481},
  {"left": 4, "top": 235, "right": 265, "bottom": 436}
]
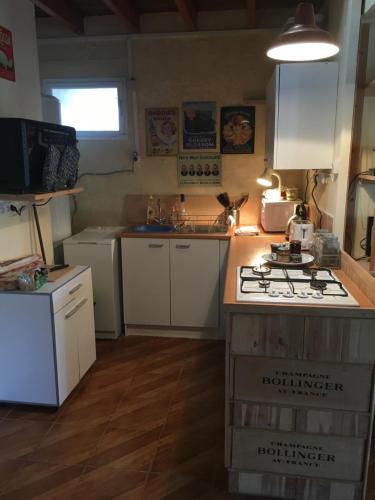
[
  {"left": 0, "top": 26, "right": 15, "bottom": 82},
  {"left": 146, "top": 107, "right": 178, "bottom": 156},
  {"left": 178, "top": 154, "right": 221, "bottom": 186},
  {"left": 220, "top": 106, "right": 255, "bottom": 154},
  {"left": 182, "top": 101, "right": 217, "bottom": 150}
]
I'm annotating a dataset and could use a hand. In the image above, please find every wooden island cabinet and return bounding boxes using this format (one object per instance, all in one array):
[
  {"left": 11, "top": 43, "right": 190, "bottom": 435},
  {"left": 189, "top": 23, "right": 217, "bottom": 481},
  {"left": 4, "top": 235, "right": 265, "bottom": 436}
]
[{"left": 224, "top": 236, "right": 375, "bottom": 500}]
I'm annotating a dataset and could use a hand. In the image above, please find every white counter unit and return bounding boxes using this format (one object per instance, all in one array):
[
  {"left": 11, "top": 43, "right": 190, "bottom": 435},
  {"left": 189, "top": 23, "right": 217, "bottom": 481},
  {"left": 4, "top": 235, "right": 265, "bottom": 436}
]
[{"left": 0, "top": 266, "right": 96, "bottom": 406}]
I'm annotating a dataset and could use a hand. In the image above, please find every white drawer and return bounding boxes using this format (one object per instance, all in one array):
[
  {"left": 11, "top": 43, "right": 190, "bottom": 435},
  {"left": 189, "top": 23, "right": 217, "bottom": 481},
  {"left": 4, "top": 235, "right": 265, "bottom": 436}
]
[{"left": 52, "top": 268, "right": 92, "bottom": 314}]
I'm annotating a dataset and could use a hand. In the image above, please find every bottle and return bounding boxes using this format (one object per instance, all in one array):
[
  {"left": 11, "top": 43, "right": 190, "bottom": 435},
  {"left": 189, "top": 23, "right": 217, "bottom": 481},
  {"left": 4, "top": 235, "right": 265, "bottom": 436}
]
[
  {"left": 146, "top": 195, "right": 157, "bottom": 224},
  {"left": 179, "top": 194, "right": 187, "bottom": 221},
  {"left": 170, "top": 205, "right": 178, "bottom": 225}
]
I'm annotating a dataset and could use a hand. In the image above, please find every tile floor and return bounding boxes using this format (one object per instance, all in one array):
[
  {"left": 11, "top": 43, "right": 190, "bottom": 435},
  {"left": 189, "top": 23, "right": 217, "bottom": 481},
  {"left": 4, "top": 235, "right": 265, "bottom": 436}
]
[{"left": 0, "top": 336, "right": 373, "bottom": 500}]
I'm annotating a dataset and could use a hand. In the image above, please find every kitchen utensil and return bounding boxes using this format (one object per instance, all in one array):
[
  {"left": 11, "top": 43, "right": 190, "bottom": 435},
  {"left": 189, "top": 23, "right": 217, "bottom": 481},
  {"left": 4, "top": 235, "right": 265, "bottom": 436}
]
[
  {"left": 261, "top": 253, "right": 314, "bottom": 266},
  {"left": 217, "top": 192, "right": 231, "bottom": 208}
]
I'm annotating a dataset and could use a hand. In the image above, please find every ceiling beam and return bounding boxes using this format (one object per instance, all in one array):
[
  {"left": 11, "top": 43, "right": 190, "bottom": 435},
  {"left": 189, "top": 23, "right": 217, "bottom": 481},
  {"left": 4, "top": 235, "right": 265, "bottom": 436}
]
[
  {"left": 34, "top": 0, "right": 84, "bottom": 34},
  {"left": 174, "top": 0, "right": 198, "bottom": 31},
  {"left": 101, "top": 0, "right": 140, "bottom": 32},
  {"left": 245, "top": 0, "right": 256, "bottom": 29}
]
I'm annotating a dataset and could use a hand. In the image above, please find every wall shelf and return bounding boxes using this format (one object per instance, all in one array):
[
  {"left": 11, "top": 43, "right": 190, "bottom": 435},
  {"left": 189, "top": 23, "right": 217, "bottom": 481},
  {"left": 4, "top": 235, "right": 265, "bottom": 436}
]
[
  {"left": 359, "top": 175, "right": 375, "bottom": 183},
  {"left": 364, "top": 80, "right": 375, "bottom": 96},
  {"left": 0, "top": 187, "right": 83, "bottom": 202}
]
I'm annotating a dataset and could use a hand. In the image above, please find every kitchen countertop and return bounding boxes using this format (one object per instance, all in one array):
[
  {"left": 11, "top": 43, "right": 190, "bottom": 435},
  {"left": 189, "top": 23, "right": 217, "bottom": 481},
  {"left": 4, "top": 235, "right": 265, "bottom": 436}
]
[{"left": 223, "top": 234, "right": 375, "bottom": 317}]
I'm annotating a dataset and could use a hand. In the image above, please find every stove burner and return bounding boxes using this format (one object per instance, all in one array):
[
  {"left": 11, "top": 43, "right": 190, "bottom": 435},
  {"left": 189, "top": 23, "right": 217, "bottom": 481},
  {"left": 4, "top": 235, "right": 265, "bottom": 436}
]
[
  {"left": 253, "top": 266, "right": 271, "bottom": 276},
  {"left": 310, "top": 279, "right": 327, "bottom": 291},
  {"left": 303, "top": 268, "right": 317, "bottom": 277},
  {"left": 259, "top": 280, "right": 270, "bottom": 288}
]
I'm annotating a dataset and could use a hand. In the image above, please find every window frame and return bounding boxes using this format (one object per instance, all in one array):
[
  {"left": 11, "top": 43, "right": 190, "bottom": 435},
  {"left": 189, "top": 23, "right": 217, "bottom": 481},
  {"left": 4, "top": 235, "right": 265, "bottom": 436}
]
[{"left": 42, "top": 77, "right": 127, "bottom": 140}]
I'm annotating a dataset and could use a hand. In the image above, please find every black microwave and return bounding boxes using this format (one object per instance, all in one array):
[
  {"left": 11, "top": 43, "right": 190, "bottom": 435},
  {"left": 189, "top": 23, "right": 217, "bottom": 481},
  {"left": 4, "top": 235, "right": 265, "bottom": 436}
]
[{"left": 0, "top": 118, "right": 77, "bottom": 193}]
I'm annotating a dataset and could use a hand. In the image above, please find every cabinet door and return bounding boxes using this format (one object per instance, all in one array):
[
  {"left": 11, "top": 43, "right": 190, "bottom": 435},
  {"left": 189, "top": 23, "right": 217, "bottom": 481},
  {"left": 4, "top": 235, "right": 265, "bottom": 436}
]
[
  {"left": 170, "top": 239, "right": 219, "bottom": 328},
  {"left": 122, "top": 238, "right": 170, "bottom": 326},
  {"left": 274, "top": 61, "right": 338, "bottom": 170},
  {"left": 54, "top": 304, "right": 80, "bottom": 405},
  {"left": 76, "top": 295, "right": 96, "bottom": 378}
]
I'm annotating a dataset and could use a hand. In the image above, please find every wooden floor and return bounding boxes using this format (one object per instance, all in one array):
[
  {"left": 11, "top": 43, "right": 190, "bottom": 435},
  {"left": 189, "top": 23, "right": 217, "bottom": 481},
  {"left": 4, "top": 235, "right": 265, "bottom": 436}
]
[{"left": 0, "top": 336, "right": 374, "bottom": 500}]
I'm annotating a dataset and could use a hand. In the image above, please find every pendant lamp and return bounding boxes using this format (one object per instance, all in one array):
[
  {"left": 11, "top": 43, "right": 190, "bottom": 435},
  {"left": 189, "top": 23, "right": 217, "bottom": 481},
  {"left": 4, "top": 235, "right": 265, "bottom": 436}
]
[{"left": 267, "top": 2, "right": 339, "bottom": 62}]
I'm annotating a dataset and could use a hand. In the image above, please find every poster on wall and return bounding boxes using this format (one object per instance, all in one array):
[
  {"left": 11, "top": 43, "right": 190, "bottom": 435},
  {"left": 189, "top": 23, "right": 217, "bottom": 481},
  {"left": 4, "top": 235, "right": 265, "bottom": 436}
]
[
  {"left": 182, "top": 101, "right": 217, "bottom": 150},
  {"left": 220, "top": 106, "right": 255, "bottom": 154},
  {"left": 178, "top": 154, "right": 221, "bottom": 185},
  {"left": 146, "top": 107, "right": 178, "bottom": 156},
  {"left": 0, "top": 26, "right": 15, "bottom": 82}
]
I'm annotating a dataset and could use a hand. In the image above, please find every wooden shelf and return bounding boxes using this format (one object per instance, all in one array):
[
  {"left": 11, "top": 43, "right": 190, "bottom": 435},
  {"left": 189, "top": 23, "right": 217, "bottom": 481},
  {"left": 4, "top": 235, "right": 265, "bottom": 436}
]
[
  {"left": 359, "top": 175, "right": 375, "bottom": 183},
  {"left": 0, "top": 187, "right": 83, "bottom": 202}
]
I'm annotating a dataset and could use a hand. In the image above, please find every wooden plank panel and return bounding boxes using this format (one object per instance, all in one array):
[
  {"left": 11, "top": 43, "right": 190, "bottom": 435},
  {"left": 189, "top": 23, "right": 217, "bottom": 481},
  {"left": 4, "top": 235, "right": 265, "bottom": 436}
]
[
  {"left": 231, "top": 313, "right": 304, "bottom": 358},
  {"left": 102, "top": 0, "right": 140, "bottom": 31},
  {"left": 35, "top": 0, "right": 84, "bottom": 34},
  {"left": 229, "top": 469, "right": 362, "bottom": 500},
  {"left": 232, "top": 428, "right": 365, "bottom": 481},
  {"left": 232, "top": 402, "right": 369, "bottom": 438},
  {"left": 174, "top": 0, "right": 197, "bottom": 30},
  {"left": 234, "top": 357, "right": 373, "bottom": 411}
]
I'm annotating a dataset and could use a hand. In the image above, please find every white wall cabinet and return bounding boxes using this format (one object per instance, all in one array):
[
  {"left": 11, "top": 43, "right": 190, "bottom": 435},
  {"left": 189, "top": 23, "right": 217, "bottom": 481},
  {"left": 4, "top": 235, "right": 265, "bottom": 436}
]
[
  {"left": 0, "top": 266, "right": 96, "bottom": 406},
  {"left": 266, "top": 61, "right": 339, "bottom": 170},
  {"left": 122, "top": 237, "right": 224, "bottom": 330}
]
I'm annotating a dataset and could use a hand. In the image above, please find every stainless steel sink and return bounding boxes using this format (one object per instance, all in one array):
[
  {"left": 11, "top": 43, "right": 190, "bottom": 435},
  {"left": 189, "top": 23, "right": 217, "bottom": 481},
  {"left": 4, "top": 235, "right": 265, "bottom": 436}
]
[{"left": 127, "top": 224, "right": 176, "bottom": 233}]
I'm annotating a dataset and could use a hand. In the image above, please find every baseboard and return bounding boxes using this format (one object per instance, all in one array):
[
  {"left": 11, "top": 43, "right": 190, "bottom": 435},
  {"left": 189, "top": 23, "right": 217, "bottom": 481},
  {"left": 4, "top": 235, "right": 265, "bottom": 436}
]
[{"left": 125, "top": 325, "right": 222, "bottom": 340}]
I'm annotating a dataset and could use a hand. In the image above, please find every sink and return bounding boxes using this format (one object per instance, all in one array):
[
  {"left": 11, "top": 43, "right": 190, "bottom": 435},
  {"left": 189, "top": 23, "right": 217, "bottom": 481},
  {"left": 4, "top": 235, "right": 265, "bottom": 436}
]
[{"left": 128, "top": 224, "right": 176, "bottom": 233}]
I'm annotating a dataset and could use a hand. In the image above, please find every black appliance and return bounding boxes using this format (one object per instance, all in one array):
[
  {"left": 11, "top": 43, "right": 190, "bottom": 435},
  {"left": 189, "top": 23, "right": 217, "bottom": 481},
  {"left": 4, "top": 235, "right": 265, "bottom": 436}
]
[{"left": 0, "top": 118, "right": 77, "bottom": 193}]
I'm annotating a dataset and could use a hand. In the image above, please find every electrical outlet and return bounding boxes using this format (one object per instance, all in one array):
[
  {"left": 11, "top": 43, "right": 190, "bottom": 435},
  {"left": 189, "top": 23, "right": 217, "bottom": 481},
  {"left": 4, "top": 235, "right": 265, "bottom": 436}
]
[
  {"left": 0, "top": 202, "right": 11, "bottom": 215},
  {"left": 316, "top": 172, "right": 338, "bottom": 184}
]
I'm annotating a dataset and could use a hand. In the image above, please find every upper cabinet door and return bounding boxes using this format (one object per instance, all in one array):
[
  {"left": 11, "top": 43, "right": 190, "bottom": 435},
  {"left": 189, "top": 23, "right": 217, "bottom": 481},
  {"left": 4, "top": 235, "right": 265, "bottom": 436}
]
[
  {"left": 122, "top": 238, "right": 171, "bottom": 326},
  {"left": 267, "top": 62, "right": 339, "bottom": 170},
  {"left": 170, "top": 239, "right": 220, "bottom": 328}
]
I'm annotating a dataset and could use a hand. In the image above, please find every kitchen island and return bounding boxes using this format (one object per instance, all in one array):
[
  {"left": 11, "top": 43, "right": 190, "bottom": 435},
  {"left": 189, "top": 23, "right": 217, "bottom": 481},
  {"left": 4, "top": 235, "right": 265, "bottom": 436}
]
[{"left": 224, "top": 235, "right": 375, "bottom": 500}]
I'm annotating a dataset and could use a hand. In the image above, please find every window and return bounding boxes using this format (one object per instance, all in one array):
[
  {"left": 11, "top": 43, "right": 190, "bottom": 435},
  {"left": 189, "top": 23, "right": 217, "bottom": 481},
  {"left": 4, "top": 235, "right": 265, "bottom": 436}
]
[{"left": 43, "top": 79, "right": 126, "bottom": 140}]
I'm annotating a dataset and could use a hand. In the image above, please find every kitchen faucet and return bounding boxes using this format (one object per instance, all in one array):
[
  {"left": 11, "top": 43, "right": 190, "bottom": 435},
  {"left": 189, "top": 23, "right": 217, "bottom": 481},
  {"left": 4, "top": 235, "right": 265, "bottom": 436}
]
[{"left": 153, "top": 198, "right": 167, "bottom": 225}]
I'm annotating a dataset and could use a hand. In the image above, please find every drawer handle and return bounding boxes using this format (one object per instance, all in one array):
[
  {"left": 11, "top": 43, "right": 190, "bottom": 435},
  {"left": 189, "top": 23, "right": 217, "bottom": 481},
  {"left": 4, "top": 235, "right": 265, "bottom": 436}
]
[
  {"left": 148, "top": 244, "right": 164, "bottom": 248},
  {"left": 176, "top": 244, "right": 190, "bottom": 249},
  {"left": 69, "top": 283, "right": 83, "bottom": 295},
  {"left": 65, "top": 298, "right": 88, "bottom": 319}
]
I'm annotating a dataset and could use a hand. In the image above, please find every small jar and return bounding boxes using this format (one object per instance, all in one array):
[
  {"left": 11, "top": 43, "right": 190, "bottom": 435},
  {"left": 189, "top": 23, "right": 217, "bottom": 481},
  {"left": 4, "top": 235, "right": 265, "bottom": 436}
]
[
  {"left": 290, "top": 240, "right": 302, "bottom": 254},
  {"left": 286, "top": 187, "right": 298, "bottom": 201}
]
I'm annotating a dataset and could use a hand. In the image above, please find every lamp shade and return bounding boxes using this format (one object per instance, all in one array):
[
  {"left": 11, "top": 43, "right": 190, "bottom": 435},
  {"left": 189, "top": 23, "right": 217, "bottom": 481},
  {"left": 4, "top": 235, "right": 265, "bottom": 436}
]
[
  {"left": 267, "top": 2, "right": 339, "bottom": 62},
  {"left": 257, "top": 167, "right": 273, "bottom": 187}
]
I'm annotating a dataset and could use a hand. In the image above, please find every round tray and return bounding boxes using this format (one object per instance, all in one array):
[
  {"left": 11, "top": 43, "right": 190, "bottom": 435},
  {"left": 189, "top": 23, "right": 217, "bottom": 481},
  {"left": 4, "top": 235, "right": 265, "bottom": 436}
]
[{"left": 261, "top": 253, "right": 315, "bottom": 266}]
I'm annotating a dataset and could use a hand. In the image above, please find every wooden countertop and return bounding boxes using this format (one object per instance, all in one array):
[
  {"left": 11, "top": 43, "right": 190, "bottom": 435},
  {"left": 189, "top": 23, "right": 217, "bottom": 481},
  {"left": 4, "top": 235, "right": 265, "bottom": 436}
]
[{"left": 224, "top": 234, "right": 375, "bottom": 317}]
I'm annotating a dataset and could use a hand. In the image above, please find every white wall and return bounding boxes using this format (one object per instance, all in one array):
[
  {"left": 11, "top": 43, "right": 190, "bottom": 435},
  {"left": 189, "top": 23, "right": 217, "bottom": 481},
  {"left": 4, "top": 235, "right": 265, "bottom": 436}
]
[
  {"left": 0, "top": 0, "right": 53, "bottom": 262},
  {"left": 38, "top": 31, "right": 304, "bottom": 231}
]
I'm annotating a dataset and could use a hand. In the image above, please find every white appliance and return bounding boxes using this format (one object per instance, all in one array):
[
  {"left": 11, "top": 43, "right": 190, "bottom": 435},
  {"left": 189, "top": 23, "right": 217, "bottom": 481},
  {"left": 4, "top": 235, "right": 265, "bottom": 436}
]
[
  {"left": 289, "top": 219, "right": 314, "bottom": 250},
  {"left": 63, "top": 227, "right": 124, "bottom": 339},
  {"left": 236, "top": 266, "right": 359, "bottom": 307},
  {"left": 261, "top": 199, "right": 300, "bottom": 232}
]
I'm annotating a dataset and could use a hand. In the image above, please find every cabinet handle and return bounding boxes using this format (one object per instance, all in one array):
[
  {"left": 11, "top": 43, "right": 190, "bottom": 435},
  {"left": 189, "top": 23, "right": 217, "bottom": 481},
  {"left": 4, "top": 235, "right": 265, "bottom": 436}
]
[
  {"left": 69, "top": 283, "right": 83, "bottom": 295},
  {"left": 65, "top": 298, "right": 88, "bottom": 319},
  {"left": 148, "top": 243, "right": 164, "bottom": 248},
  {"left": 175, "top": 244, "right": 190, "bottom": 249}
]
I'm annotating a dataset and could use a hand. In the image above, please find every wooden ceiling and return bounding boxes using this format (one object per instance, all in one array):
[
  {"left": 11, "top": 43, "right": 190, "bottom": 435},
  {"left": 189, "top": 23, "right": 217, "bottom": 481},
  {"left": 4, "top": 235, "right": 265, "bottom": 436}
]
[{"left": 34, "top": 0, "right": 326, "bottom": 35}]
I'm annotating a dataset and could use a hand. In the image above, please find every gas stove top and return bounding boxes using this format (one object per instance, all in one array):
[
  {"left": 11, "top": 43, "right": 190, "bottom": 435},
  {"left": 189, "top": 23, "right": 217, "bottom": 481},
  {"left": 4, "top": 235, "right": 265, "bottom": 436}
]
[{"left": 236, "top": 266, "right": 359, "bottom": 307}]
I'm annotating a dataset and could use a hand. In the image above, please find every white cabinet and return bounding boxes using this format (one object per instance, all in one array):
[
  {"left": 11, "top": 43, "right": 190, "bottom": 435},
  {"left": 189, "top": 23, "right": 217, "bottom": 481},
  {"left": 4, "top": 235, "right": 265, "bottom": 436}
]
[
  {"left": 122, "top": 238, "right": 170, "bottom": 325},
  {"left": 122, "top": 237, "right": 222, "bottom": 330},
  {"left": 0, "top": 267, "right": 96, "bottom": 406},
  {"left": 266, "top": 61, "right": 339, "bottom": 170},
  {"left": 170, "top": 239, "right": 219, "bottom": 327}
]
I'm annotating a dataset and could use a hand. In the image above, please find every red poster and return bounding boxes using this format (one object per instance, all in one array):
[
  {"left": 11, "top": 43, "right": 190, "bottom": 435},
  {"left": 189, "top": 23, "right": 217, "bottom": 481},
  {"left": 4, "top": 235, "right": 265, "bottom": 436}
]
[{"left": 0, "top": 26, "right": 15, "bottom": 82}]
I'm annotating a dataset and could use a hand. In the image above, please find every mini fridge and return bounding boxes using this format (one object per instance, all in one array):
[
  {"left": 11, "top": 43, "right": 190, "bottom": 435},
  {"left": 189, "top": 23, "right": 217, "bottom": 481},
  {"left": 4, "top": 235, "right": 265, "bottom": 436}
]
[{"left": 63, "top": 227, "right": 124, "bottom": 339}]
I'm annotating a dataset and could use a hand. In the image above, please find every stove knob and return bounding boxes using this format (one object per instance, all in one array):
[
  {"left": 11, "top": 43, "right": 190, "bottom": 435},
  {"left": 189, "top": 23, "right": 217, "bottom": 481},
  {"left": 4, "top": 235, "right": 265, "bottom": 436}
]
[
  {"left": 298, "top": 291, "right": 309, "bottom": 299},
  {"left": 312, "top": 291, "right": 323, "bottom": 299},
  {"left": 268, "top": 289, "right": 279, "bottom": 297},
  {"left": 283, "top": 290, "right": 293, "bottom": 298}
]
